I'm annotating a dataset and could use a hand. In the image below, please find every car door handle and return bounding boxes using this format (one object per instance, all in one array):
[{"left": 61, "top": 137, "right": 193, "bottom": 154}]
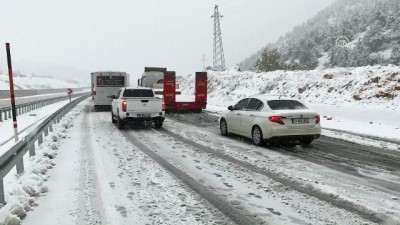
[
  {"left": 236, "top": 113, "right": 241, "bottom": 115},
  {"left": 250, "top": 114, "right": 255, "bottom": 117}
]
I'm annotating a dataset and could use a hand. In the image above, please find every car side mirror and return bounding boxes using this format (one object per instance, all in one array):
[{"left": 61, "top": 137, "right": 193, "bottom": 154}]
[
  {"left": 110, "top": 95, "right": 116, "bottom": 99},
  {"left": 228, "top": 106, "right": 233, "bottom": 110}
]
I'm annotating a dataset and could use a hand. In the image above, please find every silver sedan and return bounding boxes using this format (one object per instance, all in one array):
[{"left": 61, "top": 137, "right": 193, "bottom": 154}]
[{"left": 219, "top": 95, "right": 321, "bottom": 146}]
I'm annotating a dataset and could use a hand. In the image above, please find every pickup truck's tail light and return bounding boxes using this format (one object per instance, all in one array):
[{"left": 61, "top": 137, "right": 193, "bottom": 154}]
[
  {"left": 122, "top": 100, "right": 127, "bottom": 112},
  {"left": 316, "top": 115, "right": 320, "bottom": 124},
  {"left": 162, "top": 99, "right": 165, "bottom": 111},
  {"left": 269, "top": 116, "right": 285, "bottom": 125}
]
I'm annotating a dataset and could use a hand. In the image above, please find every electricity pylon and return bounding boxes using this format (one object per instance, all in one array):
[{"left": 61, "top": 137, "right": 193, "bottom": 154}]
[{"left": 211, "top": 4, "right": 226, "bottom": 71}]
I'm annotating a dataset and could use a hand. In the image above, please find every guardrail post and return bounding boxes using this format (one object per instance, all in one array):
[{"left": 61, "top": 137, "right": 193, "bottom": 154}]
[
  {"left": 8, "top": 109, "right": 11, "bottom": 119},
  {"left": 38, "top": 133, "right": 43, "bottom": 145},
  {"left": 16, "top": 158, "right": 24, "bottom": 174},
  {"left": 29, "top": 143, "right": 35, "bottom": 157},
  {"left": 0, "top": 179, "right": 4, "bottom": 204},
  {"left": 44, "top": 127, "right": 49, "bottom": 136},
  {"left": 49, "top": 124, "right": 53, "bottom": 132},
  {"left": 0, "top": 111, "right": 2, "bottom": 122}
]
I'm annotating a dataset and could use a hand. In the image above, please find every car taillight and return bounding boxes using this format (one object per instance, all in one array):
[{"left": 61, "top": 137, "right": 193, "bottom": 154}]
[
  {"left": 269, "top": 116, "right": 285, "bottom": 125},
  {"left": 122, "top": 100, "right": 127, "bottom": 112},
  {"left": 316, "top": 115, "right": 320, "bottom": 124},
  {"left": 162, "top": 100, "right": 165, "bottom": 111},
  {"left": 93, "top": 89, "right": 96, "bottom": 95}
]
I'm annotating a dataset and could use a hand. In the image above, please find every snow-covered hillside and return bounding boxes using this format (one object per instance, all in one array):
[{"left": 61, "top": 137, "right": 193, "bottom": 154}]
[
  {"left": 0, "top": 75, "right": 88, "bottom": 90},
  {"left": 239, "top": 0, "right": 400, "bottom": 71},
  {"left": 180, "top": 65, "right": 400, "bottom": 111}
]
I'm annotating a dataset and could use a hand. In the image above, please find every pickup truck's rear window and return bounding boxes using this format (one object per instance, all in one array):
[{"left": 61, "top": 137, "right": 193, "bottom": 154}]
[{"left": 123, "top": 89, "right": 154, "bottom": 97}]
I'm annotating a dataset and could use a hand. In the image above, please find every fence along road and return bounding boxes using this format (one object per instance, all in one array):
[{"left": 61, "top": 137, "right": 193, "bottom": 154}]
[
  {"left": 0, "top": 92, "right": 89, "bottom": 122},
  {"left": 0, "top": 94, "right": 90, "bottom": 204}
]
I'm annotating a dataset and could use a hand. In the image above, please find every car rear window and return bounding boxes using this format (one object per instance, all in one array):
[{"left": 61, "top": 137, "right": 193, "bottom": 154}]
[
  {"left": 267, "top": 100, "right": 307, "bottom": 110},
  {"left": 123, "top": 89, "right": 154, "bottom": 97}
]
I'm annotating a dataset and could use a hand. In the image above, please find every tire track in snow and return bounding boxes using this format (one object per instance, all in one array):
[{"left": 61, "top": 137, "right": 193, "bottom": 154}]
[
  {"left": 75, "top": 103, "right": 105, "bottom": 225},
  {"left": 157, "top": 127, "right": 393, "bottom": 224},
  {"left": 120, "top": 129, "right": 258, "bottom": 225},
  {"left": 167, "top": 112, "right": 400, "bottom": 194}
]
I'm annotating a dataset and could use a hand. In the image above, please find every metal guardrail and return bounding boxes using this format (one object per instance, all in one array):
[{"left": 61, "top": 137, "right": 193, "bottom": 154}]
[
  {"left": 0, "top": 93, "right": 88, "bottom": 122},
  {"left": 0, "top": 94, "right": 89, "bottom": 204},
  {"left": 0, "top": 87, "right": 90, "bottom": 99}
]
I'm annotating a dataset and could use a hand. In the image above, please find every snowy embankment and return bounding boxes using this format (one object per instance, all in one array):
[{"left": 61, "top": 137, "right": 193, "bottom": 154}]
[
  {"left": 179, "top": 65, "right": 400, "bottom": 142},
  {"left": 0, "top": 75, "right": 87, "bottom": 90},
  {"left": 0, "top": 101, "right": 85, "bottom": 225}
]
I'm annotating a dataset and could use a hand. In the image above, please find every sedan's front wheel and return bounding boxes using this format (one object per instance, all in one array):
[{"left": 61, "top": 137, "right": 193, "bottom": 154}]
[
  {"left": 220, "top": 119, "right": 228, "bottom": 136},
  {"left": 252, "top": 126, "right": 263, "bottom": 146}
]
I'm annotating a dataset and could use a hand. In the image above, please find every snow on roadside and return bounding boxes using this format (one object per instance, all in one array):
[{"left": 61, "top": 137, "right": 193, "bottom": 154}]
[
  {"left": 0, "top": 100, "right": 87, "bottom": 225},
  {"left": 178, "top": 65, "right": 400, "bottom": 143},
  {"left": 0, "top": 75, "right": 87, "bottom": 90}
]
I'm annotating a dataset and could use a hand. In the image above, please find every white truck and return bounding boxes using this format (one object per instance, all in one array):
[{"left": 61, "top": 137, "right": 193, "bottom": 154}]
[
  {"left": 111, "top": 87, "right": 165, "bottom": 129},
  {"left": 91, "top": 71, "right": 129, "bottom": 110},
  {"left": 137, "top": 67, "right": 181, "bottom": 95}
]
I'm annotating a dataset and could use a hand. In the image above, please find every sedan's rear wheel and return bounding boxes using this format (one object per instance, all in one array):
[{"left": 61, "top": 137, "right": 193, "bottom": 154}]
[
  {"left": 220, "top": 119, "right": 228, "bottom": 136},
  {"left": 301, "top": 138, "right": 314, "bottom": 146},
  {"left": 252, "top": 126, "right": 263, "bottom": 146}
]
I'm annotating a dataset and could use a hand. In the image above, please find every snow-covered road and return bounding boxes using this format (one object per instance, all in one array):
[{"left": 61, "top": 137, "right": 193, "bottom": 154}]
[
  {"left": 19, "top": 101, "right": 400, "bottom": 225},
  {"left": 23, "top": 101, "right": 232, "bottom": 225},
  {"left": 17, "top": 101, "right": 400, "bottom": 224}
]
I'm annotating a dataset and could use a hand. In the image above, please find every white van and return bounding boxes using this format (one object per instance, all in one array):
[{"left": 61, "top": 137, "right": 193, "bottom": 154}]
[{"left": 91, "top": 71, "right": 129, "bottom": 110}]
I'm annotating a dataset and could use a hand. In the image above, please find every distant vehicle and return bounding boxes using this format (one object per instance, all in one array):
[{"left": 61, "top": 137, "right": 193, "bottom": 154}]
[
  {"left": 219, "top": 95, "right": 321, "bottom": 146},
  {"left": 138, "top": 67, "right": 181, "bottom": 95},
  {"left": 111, "top": 87, "right": 165, "bottom": 129},
  {"left": 91, "top": 71, "right": 129, "bottom": 110},
  {"left": 137, "top": 67, "right": 206, "bottom": 112}
]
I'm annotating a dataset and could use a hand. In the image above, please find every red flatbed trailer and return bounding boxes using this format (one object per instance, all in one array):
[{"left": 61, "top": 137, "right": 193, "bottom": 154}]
[{"left": 163, "top": 71, "right": 207, "bottom": 112}]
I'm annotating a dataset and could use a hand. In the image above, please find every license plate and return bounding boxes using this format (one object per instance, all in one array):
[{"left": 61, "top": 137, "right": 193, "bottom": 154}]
[
  {"left": 292, "top": 118, "right": 309, "bottom": 124},
  {"left": 137, "top": 113, "right": 151, "bottom": 118}
]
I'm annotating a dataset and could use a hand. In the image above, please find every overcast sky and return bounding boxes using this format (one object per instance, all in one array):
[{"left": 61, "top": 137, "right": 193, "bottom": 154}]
[{"left": 0, "top": 0, "right": 335, "bottom": 82}]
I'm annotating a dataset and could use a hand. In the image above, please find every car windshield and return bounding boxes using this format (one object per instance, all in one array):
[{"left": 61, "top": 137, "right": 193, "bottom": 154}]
[
  {"left": 123, "top": 89, "right": 154, "bottom": 97},
  {"left": 267, "top": 100, "right": 308, "bottom": 110}
]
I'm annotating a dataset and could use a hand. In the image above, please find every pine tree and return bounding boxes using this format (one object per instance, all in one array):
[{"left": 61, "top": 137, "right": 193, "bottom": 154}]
[
  {"left": 390, "top": 44, "right": 400, "bottom": 65},
  {"left": 256, "top": 48, "right": 284, "bottom": 72}
]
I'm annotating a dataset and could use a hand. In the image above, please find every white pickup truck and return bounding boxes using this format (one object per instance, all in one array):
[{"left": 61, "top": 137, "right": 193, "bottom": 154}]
[{"left": 111, "top": 87, "right": 165, "bottom": 129}]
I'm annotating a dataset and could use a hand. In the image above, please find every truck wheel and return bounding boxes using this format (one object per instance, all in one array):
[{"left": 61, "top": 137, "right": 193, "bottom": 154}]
[
  {"left": 117, "top": 117, "right": 125, "bottom": 129},
  {"left": 111, "top": 112, "right": 117, "bottom": 123},
  {"left": 154, "top": 120, "right": 163, "bottom": 129}
]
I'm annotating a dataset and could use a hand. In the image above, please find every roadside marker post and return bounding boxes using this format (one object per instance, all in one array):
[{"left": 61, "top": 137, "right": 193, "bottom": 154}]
[
  {"left": 6, "top": 43, "right": 19, "bottom": 142},
  {"left": 67, "top": 88, "right": 73, "bottom": 102}
]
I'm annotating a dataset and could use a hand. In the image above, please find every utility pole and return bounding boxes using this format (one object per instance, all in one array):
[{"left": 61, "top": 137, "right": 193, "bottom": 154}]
[
  {"left": 211, "top": 4, "right": 226, "bottom": 71},
  {"left": 201, "top": 54, "right": 206, "bottom": 72}
]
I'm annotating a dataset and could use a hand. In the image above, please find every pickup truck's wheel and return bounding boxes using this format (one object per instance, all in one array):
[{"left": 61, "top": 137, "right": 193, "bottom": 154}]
[
  {"left": 117, "top": 117, "right": 125, "bottom": 129},
  {"left": 154, "top": 120, "right": 163, "bottom": 129},
  {"left": 111, "top": 112, "right": 117, "bottom": 123}
]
